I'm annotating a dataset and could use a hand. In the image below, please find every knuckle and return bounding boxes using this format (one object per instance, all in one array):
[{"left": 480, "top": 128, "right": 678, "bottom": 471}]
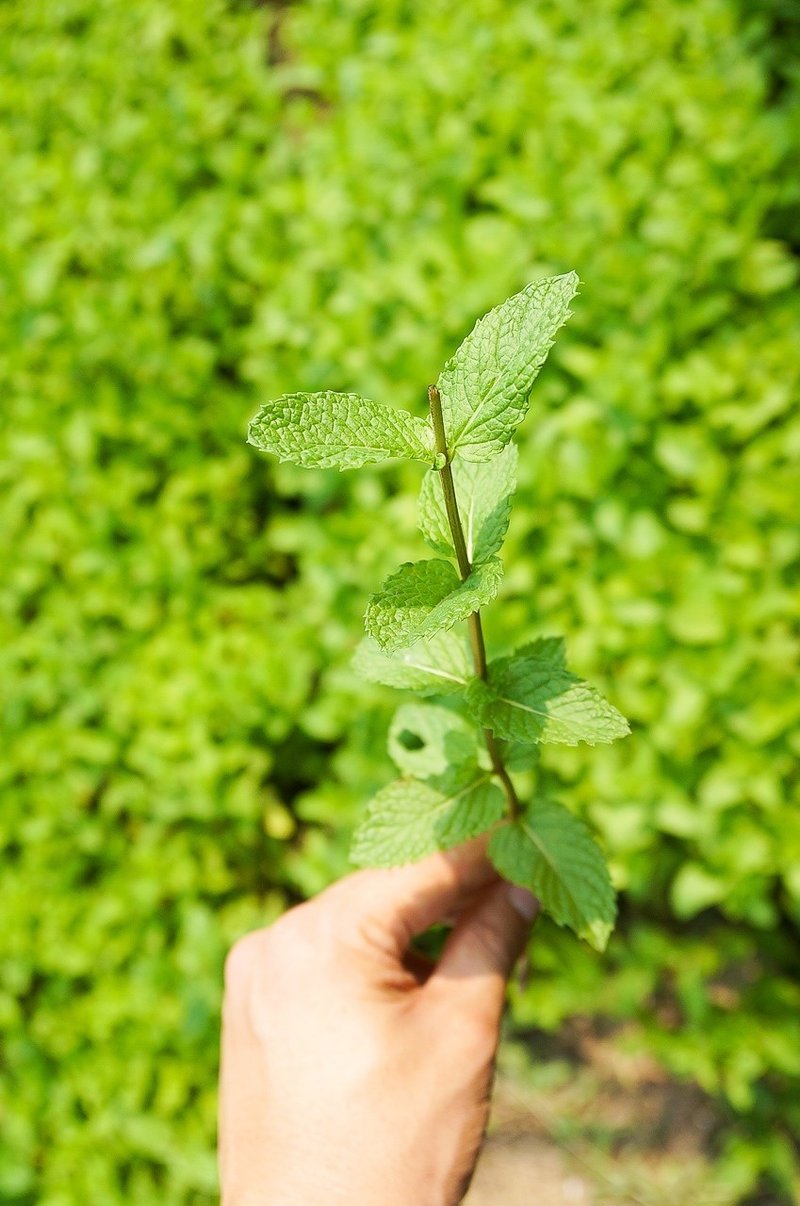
[
  {"left": 222, "top": 931, "right": 261, "bottom": 997},
  {"left": 223, "top": 912, "right": 303, "bottom": 995},
  {"left": 263, "top": 905, "right": 328, "bottom": 981},
  {"left": 264, "top": 911, "right": 309, "bottom": 966},
  {"left": 222, "top": 914, "right": 310, "bottom": 1030}
]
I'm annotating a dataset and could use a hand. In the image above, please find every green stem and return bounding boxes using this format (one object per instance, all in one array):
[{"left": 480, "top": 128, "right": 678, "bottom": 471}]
[
  {"left": 429, "top": 390, "right": 471, "bottom": 580},
  {"left": 428, "top": 385, "right": 520, "bottom": 822}
]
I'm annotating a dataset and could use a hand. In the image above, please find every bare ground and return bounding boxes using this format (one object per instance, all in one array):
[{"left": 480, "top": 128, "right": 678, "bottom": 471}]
[{"left": 464, "top": 1031, "right": 739, "bottom": 1206}]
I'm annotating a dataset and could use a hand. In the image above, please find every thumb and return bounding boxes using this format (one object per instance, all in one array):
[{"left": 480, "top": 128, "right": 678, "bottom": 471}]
[
  {"left": 430, "top": 880, "right": 538, "bottom": 1023},
  {"left": 322, "top": 835, "right": 500, "bottom": 956}
]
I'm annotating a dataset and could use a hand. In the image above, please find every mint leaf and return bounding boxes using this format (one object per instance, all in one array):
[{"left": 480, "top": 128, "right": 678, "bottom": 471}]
[
  {"left": 351, "top": 769, "right": 505, "bottom": 867},
  {"left": 352, "top": 632, "right": 470, "bottom": 696},
  {"left": 248, "top": 391, "right": 435, "bottom": 470},
  {"left": 365, "top": 558, "right": 503, "bottom": 652},
  {"left": 388, "top": 702, "right": 485, "bottom": 777},
  {"left": 521, "top": 635, "right": 568, "bottom": 669},
  {"left": 489, "top": 800, "right": 616, "bottom": 950},
  {"left": 437, "top": 273, "right": 578, "bottom": 462},
  {"left": 467, "top": 639, "right": 629, "bottom": 746},
  {"left": 502, "top": 741, "right": 541, "bottom": 772},
  {"left": 418, "top": 443, "right": 517, "bottom": 564}
]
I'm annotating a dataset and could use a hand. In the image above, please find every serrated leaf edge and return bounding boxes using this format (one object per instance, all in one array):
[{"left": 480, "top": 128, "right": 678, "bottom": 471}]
[
  {"left": 443, "top": 272, "right": 579, "bottom": 454},
  {"left": 351, "top": 769, "right": 502, "bottom": 867},
  {"left": 490, "top": 810, "right": 616, "bottom": 950}
]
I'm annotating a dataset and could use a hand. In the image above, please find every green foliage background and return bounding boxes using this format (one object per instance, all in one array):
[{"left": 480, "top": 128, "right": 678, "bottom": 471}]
[{"left": 2, "top": 0, "right": 799, "bottom": 1200}]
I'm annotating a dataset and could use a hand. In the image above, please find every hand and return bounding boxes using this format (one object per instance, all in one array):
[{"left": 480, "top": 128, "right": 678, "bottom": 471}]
[{"left": 219, "top": 837, "right": 537, "bottom": 1206}]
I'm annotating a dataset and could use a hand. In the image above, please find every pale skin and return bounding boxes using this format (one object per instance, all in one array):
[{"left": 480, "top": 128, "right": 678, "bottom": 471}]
[{"left": 219, "top": 836, "right": 538, "bottom": 1205}]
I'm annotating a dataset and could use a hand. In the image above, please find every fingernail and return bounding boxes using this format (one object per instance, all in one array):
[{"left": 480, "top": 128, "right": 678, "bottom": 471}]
[{"left": 506, "top": 885, "right": 539, "bottom": 923}]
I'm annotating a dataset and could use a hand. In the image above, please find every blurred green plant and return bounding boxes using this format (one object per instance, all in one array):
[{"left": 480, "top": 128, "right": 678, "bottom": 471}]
[{"left": 1, "top": 0, "right": 799, "bottom": 1201}]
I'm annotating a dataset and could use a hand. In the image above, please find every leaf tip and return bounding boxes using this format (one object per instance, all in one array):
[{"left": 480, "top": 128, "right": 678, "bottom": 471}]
[{"left": 584, "top": 917, "right": 614, "bottom": 952}]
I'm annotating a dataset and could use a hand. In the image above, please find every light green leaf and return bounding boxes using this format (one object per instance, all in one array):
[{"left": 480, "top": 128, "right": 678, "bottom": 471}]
[
  {"left": 418, "top": 444, "right": 518, "bottom": 564},
  {"left": 489, "top": 800, "right": 616, "bottom": 950},
  {"left": 248, "top": 391, "right": 435, "bottom": 469},
  {"left": 437, "top": 273, "right": 578, "bottom": 462},
  {"left": 388, "top": 702, "right": 485, "bottom": 777},
  {"left": 352, "top": 633, "right": 471, "bottom": 696},
  {"left": 351, "top": 770, "right": 506, "bottom": 867},
  {"left": 365, "top": 558, "right": 503, "bottom": 653},
  {"left": 467, "top": 638, "right": 629, "bottom": 746}
]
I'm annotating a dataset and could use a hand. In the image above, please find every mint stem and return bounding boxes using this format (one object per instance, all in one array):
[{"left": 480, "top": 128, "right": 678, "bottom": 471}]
[{"left": 428, "top": 385, "right": 520, "bottom": 821}]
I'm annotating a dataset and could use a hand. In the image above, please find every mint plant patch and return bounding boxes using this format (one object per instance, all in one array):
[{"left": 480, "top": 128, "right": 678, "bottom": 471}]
[{"left": 249, "top": 274, "right": 629, "bottom": 950}]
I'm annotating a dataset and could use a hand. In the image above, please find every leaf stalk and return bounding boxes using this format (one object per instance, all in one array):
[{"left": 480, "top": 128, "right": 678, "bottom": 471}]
[{"left": 428, "top": 385, "right": 520, "bottom": 822}]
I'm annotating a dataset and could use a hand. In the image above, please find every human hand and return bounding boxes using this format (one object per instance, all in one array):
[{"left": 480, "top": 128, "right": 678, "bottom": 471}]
[{"left": 219, "top": 837, "right": 537, "bottom": 1206}]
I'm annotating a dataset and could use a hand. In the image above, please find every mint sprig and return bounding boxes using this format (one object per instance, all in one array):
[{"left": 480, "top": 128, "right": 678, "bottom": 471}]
[{"left": 248, "top": 274, "right": 629, "bottom": 949}]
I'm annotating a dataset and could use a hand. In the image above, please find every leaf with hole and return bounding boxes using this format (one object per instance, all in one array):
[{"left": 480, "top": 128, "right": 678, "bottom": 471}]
[{"left": 388, "top": 702, "right": 485, "bottom": 777}]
